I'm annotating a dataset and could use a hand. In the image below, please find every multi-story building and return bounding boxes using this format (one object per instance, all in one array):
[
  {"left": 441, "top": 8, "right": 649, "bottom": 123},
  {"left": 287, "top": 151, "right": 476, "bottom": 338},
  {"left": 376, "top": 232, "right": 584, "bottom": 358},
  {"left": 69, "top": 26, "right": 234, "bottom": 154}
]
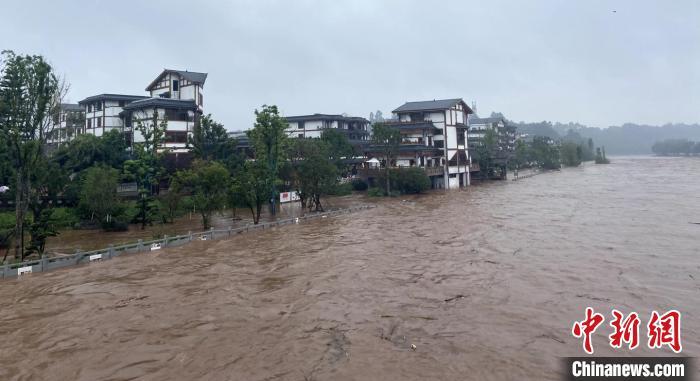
[
  {"left": 78, "top": 69, "right": 207, "bottom": 152},
  {"left": 78, "top": 94, "right": 147, "bottom": 138},
  {"left": 284, "top": 114, "right": 371, "bottom": 145},
  {"left": 467, "top": 115, "right": 517, "bottom": 177},
  {"left": 122, "top": 98, "right": 199, "bottom": 153},
  {"left": 364, "top": 98, "right": 475, "bottom": 189},
  {"left": 47, "top": 103, "right": 85, "bottom": 147},
  {"left": 467, "top": 115, "right": 516, "bottom": 152},
  {"left": 227, "top": 130, "right": 253, "bottom": 158},
  {"left": 144, "top": 69, "right": 206, "bottom": 111}
]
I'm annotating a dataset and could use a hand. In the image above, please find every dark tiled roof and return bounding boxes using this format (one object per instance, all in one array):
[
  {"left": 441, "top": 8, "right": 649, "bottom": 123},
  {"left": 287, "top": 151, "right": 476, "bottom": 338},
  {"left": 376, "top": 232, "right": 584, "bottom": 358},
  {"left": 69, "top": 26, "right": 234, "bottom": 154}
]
[
  {"left": 122, "top": 98, "right": 198, "bottom": 111},
  {"left": 285, "top": 114, "right": 369, "bottom": 123},
  {"left": 78, "top": 94, "right": 148, "bottom": 104},
  {"left": 227, "top": 130, "right": 249, "bottom": 139},
  {"left": 146, "top": 69, "right": 208, "bottom": 91},
  {"left": 393, "top": 98, "right": 470, "bottom": 113},
  {"left": 469, "top": 117, "right": 505, "bottom": 125},
  {"left": 60, "top": 103, "right": 83, "bottom": 112},
  {"left": 383, "top": 121, "right": 440, "bottom": 131}
]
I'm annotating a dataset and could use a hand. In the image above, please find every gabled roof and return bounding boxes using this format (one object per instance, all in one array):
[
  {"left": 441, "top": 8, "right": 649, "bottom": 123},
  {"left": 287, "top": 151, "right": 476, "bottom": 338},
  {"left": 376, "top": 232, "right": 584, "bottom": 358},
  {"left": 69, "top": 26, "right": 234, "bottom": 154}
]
[
  {"left": 285, "top": 113, "right": 369, "bottom": 123},
  {"left": 393, "top": 98, "right": 472, "bottom": 113},
  {"left": 122, "top": 98, "right": 198, "bottom": 111},
  {"left": 145, "top": 69, "right": 208, "bottom": 91},
  {"left": 78, "top": 94, "right": 148, "bottom": 105}
]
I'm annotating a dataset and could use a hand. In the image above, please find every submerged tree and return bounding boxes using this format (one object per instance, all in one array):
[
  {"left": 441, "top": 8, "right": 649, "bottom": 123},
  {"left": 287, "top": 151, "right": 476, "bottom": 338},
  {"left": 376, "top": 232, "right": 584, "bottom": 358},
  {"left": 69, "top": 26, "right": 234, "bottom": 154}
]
[
  {"left": 370, "top": 123, "right": 401, "bottom": 195},
  {"left": 233, "top": 161, "right": 272, "bottom": 225},
  {"left": 473, "top": 128, "right": 498, "bottom": 178},
  {"left": 531, "top": 136, "right": 561, "bottom": 169},
  {"left": 294, "top": 139, "right": 337, "bottom": 212},
  {"left": 247, "top": 105, "right": 288, "bottom": 215},
  {"left": 560, "top": 141, "right": 582, "bottom": 167},
  {"left": 177, "top": 160, "right": 230, "bottom": 229},
  {"left": 595, "top": 146, "right": 610, "bottom": 164}
]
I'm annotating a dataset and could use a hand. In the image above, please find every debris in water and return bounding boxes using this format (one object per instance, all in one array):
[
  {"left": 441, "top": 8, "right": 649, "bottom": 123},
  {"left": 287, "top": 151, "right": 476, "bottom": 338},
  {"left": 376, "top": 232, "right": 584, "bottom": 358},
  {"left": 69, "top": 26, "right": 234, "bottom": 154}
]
[
  {"left": 444, "top": 294, "right": 465, "bottom": 302},
  {"left": 411, "top": 344, "right": 417, "bottom": 351}
]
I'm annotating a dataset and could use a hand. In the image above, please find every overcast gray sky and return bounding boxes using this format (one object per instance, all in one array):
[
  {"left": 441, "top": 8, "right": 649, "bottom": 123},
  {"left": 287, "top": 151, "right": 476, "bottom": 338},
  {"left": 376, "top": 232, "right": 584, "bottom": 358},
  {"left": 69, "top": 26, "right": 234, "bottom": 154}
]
[{"left": 2, "top": 0, "right": 698, "bottom": 129}]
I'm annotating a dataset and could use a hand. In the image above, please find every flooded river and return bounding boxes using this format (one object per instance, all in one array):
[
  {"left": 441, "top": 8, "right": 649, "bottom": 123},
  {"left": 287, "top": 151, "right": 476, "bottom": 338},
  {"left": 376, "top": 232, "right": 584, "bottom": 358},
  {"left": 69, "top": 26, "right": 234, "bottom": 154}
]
[{"left": 1, "top": 156, "right": 698, "bottom": 380}]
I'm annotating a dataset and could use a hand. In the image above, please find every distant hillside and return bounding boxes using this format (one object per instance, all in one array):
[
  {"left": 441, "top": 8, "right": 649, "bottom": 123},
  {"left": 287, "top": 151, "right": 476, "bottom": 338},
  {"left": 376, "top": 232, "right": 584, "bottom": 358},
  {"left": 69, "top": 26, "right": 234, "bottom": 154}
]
[
  {"left": 558, "top": 124, "right": 700, "bottom": 155},
  {"left": 502, "top": 113, "right": 700, "bottom": 154}
]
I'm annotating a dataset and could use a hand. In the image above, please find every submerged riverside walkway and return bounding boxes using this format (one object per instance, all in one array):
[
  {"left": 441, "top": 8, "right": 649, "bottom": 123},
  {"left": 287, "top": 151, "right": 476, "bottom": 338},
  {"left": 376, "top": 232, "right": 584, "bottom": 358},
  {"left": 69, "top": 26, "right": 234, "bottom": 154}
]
[{"left": 0, "top": 205, "right": 375, "bottom": 280}]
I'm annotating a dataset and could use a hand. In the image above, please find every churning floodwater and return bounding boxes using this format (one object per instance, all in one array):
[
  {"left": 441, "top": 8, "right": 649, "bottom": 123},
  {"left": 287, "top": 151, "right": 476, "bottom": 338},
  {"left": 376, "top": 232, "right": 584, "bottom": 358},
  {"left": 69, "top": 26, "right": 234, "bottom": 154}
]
[{"left": 0, "top": 156, "right": 698, "bottom": 380}]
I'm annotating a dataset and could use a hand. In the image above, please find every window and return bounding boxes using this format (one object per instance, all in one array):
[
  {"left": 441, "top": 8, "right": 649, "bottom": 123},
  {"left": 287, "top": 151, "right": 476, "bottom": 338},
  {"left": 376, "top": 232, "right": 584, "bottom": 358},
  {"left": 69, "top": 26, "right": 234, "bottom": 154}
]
[
  {"left": 96, "top": 118, "right": 102, "bottom": 128},
  {"left": 118, "top": 100, "right": 126, "bottom": 107},
  {"left": 165, "top": 131, "right": 188, "bottom": 143},
  {"left": 87, "top": 119, "right": 92, "bottom": 128},
  {"left": 172, "top": 79, "right": 179, "bottom": 92},
  {"left": 199, "top": 93, "right": 203, "bottom": 107},
  {"left": 298, "top": 133, "right": 304, "bottom": 138},
  {"left": 88, "top": 104, "right": 93, "bottom": 113},
  {"left": 96, "top": 102, "right": 102, "bottom": 111},
  {"left": 164, "top": 109, "right": 192, "bottom": 122}
]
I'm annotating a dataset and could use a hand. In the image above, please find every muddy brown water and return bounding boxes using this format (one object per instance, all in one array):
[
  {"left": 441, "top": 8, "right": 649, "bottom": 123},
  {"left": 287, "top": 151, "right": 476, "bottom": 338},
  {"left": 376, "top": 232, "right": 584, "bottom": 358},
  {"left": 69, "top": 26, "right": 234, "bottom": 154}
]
[{"left": 1, "top": 156, "right": 698, "bottom": 380}]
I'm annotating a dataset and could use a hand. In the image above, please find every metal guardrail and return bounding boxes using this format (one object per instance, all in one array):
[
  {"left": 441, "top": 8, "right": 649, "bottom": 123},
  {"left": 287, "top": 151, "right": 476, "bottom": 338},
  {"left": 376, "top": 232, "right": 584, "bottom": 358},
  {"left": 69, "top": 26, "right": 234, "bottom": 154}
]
[{"left": 0, "top": 205, "right": 375, "bottom": 280}]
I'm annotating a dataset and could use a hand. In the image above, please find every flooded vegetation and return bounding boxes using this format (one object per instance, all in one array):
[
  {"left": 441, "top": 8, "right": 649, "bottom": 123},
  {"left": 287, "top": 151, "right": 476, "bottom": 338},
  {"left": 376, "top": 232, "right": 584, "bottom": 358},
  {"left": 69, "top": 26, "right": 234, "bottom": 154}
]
[{"left": 1, "top": 157, "right": 698, "bottom": 380}]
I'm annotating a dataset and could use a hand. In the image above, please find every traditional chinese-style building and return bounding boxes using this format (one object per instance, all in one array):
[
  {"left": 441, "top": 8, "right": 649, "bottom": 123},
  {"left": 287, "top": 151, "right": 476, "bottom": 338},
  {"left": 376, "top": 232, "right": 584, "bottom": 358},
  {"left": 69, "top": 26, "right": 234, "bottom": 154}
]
[{"left": 363, "top": 98, "right": 476, "bottom": 189}]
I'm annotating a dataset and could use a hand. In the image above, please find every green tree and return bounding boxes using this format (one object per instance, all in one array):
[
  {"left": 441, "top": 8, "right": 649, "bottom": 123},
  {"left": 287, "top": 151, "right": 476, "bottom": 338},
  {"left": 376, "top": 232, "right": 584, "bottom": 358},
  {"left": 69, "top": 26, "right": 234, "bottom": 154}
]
[
  {"left": 159, "top": 177, "right": 183, "bottom": 223},
  {"left": 25, "top": 157, "right": 68, "bottom": 256},
  {"left": 474, "top": 128, "right": 498, "bottom": 178},
  {"left": 295, "top": 139, "right": 337, "bottom": 211},
  {"left": 53, "top": 130, "right": 128, "bottom": 173},
  {"left": 560, "top": 141, "right": 582, "bottom": 167},
  {"left": 531, "top": 136, "right": 561, "bottom": 169},
  {"left": 394, "top": 167, "right": 430, "bottom": 194},
  {"left": 0, "top": 51, "right": 61, "bottom": 260},
  {"left": 321, "top": 128, "right": 355, "bottom": 169},
  {"left": 124, "top": 110, "right": 167, "bottom": 229},
  {"left": 233, "top": 161, "right": 271, "bottom": 225},
  {"left": 370, "top": 123, "right": 401, "bottom": 195},
  {"left": 177, "top": 160, "right": 230, "bottom": 229},
  {"left": 79, "top": 165, "right": 120, "bottom": 225},
  {"left": 247, "top": 105, "right": 288, "bottom": 215},
  {"left": 513, "top": 139, "right": 531, "bottom": 169},
  {"left": 189, "top": 114, "right": 234, "bottom": 161}
]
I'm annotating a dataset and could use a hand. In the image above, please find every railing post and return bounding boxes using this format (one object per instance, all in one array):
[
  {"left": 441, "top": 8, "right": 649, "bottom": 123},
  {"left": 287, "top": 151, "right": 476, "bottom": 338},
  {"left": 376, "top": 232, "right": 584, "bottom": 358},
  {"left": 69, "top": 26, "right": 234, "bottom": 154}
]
[
  {"left": 210, "top": 227, "right": 214, "bottom": 240},
  {"left": 188, "top": 231, "right": 192, "bottom": 241},
  {"left": 108, "top": 244, "right": 115, "bottom": 259},
  {"left": 163, "top": 235, "right": 169, "bottom": 248},
  {"left": 228, "top": 226, "right": 232, "bottom": 236},
  {"left": 137, "top": 239, "right": 143, "bottom": 252}
]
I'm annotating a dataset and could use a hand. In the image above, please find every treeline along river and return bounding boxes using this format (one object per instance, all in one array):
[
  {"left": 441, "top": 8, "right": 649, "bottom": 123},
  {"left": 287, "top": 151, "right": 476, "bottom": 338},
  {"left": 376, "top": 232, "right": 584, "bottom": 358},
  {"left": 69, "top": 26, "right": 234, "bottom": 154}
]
[{"left": 0, "top": 156, "right": 698, "bottom": 380}]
